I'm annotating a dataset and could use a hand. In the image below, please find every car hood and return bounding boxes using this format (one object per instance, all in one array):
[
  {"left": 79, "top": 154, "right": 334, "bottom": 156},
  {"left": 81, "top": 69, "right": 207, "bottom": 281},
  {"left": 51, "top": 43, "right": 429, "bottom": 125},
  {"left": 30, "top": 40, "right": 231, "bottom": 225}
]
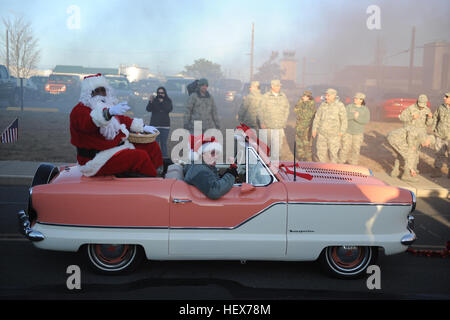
[
  {"left": 276, "top": 161, "right": 378, "bottom": 184},
  {"left": 276, "top": 161, "right": 412, "bottom": 204}
]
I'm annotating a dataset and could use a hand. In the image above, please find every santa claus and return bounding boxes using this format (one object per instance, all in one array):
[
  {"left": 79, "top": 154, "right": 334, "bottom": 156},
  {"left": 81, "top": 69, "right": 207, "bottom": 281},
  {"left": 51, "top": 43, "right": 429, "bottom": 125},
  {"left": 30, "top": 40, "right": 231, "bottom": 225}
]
[{"left": 70, "top": 73, "right": 163, "bottom": 177}]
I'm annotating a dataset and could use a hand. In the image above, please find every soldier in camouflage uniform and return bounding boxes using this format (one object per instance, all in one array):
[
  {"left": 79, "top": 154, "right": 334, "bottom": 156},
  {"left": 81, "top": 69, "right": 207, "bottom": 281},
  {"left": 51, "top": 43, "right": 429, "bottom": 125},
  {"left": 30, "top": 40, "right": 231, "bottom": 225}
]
[
  {"left": 237, "top": 81, "right": 263, "bottom": 130},
  {"left": 339, "top": 92, "right": 370, "bottom": 165},
  {"left": 387, "top": 127, "right": 435, "bottom": 182},
  {"left": 294, "top": 90, "right": 316, "bottom": 161},
  {"left": 183, "top": 78, "right": 220, "bottom": 133},
  {"left": 398, "top": 94, "right": 433, "bottom": 173},
  {"left": 259, "top": 80, "right": 290, "bottom": 160},
  {"left": 311, "top": 88, "right": 347, "bottom": 163},
  {"left": 430, "top": 92, "right": 450, "bottom": 178}
]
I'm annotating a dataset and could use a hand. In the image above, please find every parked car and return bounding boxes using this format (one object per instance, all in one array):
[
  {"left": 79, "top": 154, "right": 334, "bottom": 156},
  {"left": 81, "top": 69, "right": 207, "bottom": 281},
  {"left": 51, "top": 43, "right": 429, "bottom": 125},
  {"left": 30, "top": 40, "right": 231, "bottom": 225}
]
[
  {"left": 44, "top": 74, "right": 81, "bottom": 100},
  {"left": 131, "top": 78, "right": 162, "bottom": 101},
  {"left": 0, "top": 64, "right": 20, "bottom": 108},
  {"left": 380, "top": 93, "right": 430, "bottom": 121},
  {"left": 164, "top": 78, "right": 194, "bottom": 114},
  {"left": 24, "top": 76, "right": 49, "bottom": 101},
  {"left": 18, "top": 132, "right": 416, "bottom": 278},
  {"left": 213, "top": 78, "right": 242, "bottom": 103},
  {"left": 105, "top": 75, "right": 140, "bottom": 112}
]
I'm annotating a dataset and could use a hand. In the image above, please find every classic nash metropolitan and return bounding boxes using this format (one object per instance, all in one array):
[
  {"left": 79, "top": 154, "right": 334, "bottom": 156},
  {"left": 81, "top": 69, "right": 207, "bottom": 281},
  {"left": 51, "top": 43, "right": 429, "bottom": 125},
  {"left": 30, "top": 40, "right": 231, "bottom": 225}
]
[{"left": 18, "top": 134, "right": 416, "bottom": 279}]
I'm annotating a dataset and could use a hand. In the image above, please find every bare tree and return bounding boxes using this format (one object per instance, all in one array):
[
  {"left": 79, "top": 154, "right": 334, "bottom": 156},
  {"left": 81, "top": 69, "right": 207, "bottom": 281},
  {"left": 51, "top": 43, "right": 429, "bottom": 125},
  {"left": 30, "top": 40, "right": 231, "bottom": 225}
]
[{"left": 1, "top": 14, "right": 40, "bottom": 78}]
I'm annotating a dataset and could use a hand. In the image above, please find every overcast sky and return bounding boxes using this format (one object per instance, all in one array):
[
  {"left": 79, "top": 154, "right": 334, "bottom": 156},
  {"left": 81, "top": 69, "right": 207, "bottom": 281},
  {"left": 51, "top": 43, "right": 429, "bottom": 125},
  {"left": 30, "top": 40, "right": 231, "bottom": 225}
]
[{"left": 1, "top": 0, "right": 449, "bottom": 80}]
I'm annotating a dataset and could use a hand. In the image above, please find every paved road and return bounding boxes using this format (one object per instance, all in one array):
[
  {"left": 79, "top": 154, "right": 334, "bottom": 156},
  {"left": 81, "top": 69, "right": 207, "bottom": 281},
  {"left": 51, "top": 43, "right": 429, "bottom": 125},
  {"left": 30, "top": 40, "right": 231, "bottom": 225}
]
[{"left": 0, "top": 185, "right": 449, "bottom": 300}]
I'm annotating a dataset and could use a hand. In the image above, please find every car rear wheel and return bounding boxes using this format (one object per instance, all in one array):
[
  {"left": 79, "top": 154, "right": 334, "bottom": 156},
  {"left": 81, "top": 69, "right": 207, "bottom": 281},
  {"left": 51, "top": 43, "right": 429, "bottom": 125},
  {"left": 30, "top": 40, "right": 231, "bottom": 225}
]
[
  {"left": 85, "top": 244, "right": 143, "bottom": 274},
  {"left": 320, "top": 246, "right": 377, "bottom": 279}
]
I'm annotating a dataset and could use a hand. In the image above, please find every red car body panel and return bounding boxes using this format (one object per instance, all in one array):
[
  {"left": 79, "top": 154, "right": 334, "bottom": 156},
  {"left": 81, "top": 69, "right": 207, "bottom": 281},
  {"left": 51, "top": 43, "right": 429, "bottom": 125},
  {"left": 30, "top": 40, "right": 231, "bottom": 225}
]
[
  {"left": 382, "top": 99, "right": 431, "bottom": 119},
  {"left": 30, "top": 161, "right": 412, "bottom": 230}
]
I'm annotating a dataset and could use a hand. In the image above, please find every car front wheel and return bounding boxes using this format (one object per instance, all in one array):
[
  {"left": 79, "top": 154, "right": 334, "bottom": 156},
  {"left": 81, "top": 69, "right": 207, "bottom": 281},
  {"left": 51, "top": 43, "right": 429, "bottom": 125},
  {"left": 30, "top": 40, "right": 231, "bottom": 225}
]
[
  {"left": 85, "top": 244, "right": 143, "bottom": 274},
  {"left": 320, "top": 246, "right": 377, "bottom": 279}
]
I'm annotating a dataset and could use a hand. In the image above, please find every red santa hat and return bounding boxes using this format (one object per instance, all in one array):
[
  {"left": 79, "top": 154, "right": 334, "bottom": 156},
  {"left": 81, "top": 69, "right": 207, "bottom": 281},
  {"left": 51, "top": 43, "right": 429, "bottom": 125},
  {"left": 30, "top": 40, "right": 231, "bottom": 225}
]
[
  {"left": 189, "top": 135, "right": 222, "bottom": 161},
  {"left": 79, "top": 73, "right": 114, "bottom": 105}
]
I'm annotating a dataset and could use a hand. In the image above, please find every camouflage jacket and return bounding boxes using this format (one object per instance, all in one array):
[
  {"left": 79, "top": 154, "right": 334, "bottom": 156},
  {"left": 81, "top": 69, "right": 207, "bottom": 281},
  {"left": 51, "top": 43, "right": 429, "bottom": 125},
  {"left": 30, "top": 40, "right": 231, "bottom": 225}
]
[
  {"left": 387, "top": 127, "right": 426, "bottom": 170},
  {"left": 432, "top": 103, "right": 450, "bottom": 140},
  {"left": 259, "top": 91, "right": 290, "bottom": 129},
  {"left": 399, "top": 103, "right": 433, "bottom": 135},
  {"left": 312, "top": 99, "right": 347, "bottom": 136},
  {"left": 345, "top": 104, "right": 370, "bottom": 135},
  {"left": 294, "top": 99, "right": 316, "bottom": 129},
  {"left": 237, "top": 90, "right": 263, "bottom": 129},
  {"left": 183, "top": 91, "right": 220, "bottom": 132}
]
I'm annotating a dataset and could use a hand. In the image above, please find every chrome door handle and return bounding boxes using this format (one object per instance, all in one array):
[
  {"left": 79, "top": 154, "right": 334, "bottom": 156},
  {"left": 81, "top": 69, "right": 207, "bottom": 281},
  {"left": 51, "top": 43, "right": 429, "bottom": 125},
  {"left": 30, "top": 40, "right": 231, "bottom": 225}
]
[{"left": 173, "top": 199, "right": 192, "bottom": 204}]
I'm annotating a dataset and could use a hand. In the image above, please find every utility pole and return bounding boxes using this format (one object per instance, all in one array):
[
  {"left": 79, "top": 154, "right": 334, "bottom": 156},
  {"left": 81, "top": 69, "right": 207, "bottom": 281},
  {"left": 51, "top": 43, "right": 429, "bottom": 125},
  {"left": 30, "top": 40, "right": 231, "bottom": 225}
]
[
  {"left": 408, "top": 26, "right": 416, "bottom": 92},
  {"left": 250, "top": 23, "right": 254, "bottom": 82}
]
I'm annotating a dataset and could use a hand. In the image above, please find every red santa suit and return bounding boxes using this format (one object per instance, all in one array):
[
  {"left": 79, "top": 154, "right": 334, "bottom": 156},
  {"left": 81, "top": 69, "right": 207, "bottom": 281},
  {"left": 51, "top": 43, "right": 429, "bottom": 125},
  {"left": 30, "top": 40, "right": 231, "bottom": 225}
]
[{"left": 70, "top": 74, "right": 163, "bottom": 177}]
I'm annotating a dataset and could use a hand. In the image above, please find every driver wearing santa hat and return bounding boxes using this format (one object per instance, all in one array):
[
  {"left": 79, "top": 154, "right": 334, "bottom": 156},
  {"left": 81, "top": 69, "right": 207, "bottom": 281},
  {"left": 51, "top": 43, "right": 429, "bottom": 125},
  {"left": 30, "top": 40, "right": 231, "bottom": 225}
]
[
  {"left": 70, "top": 73, "right": 163, "bottom": 177},
  {"left": 183, "top": 136, "right": 238, "bottom": 200}
]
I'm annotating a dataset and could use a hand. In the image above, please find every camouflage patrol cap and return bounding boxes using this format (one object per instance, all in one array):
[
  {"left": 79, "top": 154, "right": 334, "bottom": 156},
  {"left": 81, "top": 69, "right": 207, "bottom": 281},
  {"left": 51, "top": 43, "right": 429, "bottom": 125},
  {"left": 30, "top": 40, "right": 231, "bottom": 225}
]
[
  {"left": 302, "top": 90, "right": 313, "bottom": 97},
  {"left": 444, "top": 92, "right": 450, "bottom": 97},
  {"left": 271, "top": 79, "right": 281, "bottom": 87},
  {"left": 354, "top": 92, "right": 366, "bottom": 100},
  {"left": 326, "top": 88, "right": 337, "bottom": 95},
  {"left": 250, "top": 81, "right": 260, "bottom": 87},
  {"left": 417, "top": 94, "right": 428, "bottom": 107}
]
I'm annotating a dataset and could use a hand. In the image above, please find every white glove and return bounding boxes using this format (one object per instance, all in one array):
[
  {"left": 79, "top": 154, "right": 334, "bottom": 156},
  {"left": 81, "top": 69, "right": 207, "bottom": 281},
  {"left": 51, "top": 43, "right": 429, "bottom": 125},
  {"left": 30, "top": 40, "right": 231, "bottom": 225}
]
[
  {"left": 109, "top": 102, "right": 130, "bottom": 116},
  {"left": 143, "top": 125, "right": 159, "bottom": 134}
]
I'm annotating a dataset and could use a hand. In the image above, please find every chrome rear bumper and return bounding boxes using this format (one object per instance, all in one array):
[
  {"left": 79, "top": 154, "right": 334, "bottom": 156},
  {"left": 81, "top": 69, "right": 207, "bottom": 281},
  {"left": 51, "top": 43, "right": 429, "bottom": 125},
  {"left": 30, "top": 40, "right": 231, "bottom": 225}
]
[
  {"left": 401, "top": 215, "right": 416, "bottom": 246},
  {"left": 17, "top": 210, "right": 44, "bottom": 242}
]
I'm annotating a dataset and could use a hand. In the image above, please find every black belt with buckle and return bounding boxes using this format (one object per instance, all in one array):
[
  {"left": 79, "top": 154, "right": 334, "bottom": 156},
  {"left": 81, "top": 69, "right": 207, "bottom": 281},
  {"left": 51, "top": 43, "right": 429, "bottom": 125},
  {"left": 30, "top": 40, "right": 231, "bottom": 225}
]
[{"left": 77, "top": 141, "right": 125, "bottom": 159}]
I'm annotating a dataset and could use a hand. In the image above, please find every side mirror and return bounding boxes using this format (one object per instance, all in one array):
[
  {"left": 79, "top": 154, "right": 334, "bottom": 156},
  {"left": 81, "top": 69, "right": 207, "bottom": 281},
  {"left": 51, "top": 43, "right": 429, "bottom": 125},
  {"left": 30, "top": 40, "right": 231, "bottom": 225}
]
[{"left": 240, "top": 183, "right": 255, "bottom": 194}]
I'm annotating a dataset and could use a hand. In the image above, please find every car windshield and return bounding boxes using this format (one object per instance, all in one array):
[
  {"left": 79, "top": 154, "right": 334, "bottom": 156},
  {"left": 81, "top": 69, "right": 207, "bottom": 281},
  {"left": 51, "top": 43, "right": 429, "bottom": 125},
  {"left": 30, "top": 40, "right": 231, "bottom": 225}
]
[
  {"left": 48, "top": 75, "right": 78, "bottom": 82},
  {"left": 107, "top": 78, "right": 130, "bottom": 90},
  {"left": 136, "top": 80, "right": 159, "bottom": 88},
  {"left": 165, "top": 80, "right": 190, "bottom": 91}
]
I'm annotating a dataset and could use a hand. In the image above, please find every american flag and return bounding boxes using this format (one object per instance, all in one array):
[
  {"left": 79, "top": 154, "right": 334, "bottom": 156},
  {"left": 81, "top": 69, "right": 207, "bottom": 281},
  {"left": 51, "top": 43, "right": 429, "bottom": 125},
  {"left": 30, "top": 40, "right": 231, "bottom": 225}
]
[{"left": 1, "top": 118, "right": 19, "bottom": 143}]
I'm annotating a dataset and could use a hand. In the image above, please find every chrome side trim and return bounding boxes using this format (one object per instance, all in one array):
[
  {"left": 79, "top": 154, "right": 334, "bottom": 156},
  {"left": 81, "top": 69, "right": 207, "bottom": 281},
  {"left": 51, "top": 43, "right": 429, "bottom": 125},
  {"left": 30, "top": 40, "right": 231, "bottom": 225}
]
[
  {"left": 288, "top": 201, "right": 412, "bottom": 207},
  {"left": 35, "top": 201, "right": 412, "bottom": 231}
]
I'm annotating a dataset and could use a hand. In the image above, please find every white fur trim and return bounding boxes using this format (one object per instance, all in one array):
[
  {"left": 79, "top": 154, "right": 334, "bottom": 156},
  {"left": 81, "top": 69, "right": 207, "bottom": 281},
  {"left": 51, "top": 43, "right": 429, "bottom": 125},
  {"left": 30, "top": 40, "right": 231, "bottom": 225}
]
[
  {"left": 90, "top": 106, "right": 110, "bottom": 127},
  {"left": 79, "top": 74, "right": 117, "bottom": 106},
  {"left": 198, "top": 142, "right": 223, "bottom": 154},
  {"left": 130, "top": 118, "right": 144, "bottom": 133},
  {"left": 78, "top": 140, "right": 135, "bottom": 177}
]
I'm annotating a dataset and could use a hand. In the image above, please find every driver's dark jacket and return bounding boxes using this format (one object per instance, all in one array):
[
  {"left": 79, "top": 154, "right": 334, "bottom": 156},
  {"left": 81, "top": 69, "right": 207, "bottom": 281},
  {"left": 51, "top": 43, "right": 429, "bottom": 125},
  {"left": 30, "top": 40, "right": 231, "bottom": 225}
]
[{"left": 183, "top": 164, "right": 235, "bottom": 200}]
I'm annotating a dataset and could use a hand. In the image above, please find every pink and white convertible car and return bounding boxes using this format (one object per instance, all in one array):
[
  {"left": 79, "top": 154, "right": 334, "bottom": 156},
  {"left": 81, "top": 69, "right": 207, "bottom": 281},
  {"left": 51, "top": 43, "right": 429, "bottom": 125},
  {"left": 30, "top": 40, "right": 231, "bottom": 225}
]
[{"left": 18, "top": 136, "right": 416, "bottom": 279}]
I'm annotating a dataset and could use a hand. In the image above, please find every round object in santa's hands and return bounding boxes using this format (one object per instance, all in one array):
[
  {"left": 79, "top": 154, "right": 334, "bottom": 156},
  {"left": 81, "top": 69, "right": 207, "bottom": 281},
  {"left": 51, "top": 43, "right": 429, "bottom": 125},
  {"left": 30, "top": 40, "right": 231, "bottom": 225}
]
[{"left": 128, "top": 131, "right": 159, "bottom": 144}]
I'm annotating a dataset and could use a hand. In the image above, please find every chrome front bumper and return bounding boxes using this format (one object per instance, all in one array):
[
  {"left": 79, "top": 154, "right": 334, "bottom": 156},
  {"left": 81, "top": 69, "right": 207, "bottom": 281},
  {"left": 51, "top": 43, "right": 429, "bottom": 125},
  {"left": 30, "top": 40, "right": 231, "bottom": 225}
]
[
  {"left": 401, "top": 215, "right": 416, "bottom": 246},
  {"left": 17, "top": 210, "right": 44, "bottom": 242}
]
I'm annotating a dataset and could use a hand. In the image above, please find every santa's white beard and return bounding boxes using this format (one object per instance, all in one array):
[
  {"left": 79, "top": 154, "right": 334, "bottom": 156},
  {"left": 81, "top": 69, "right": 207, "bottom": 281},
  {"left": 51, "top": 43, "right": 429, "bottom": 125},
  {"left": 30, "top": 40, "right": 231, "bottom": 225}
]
[
  {"left": 87, "top": 94, "right": 118, "bottom": 109},
  {"left": 87, "top": 95, "right": 128, "bottom": 140}
]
